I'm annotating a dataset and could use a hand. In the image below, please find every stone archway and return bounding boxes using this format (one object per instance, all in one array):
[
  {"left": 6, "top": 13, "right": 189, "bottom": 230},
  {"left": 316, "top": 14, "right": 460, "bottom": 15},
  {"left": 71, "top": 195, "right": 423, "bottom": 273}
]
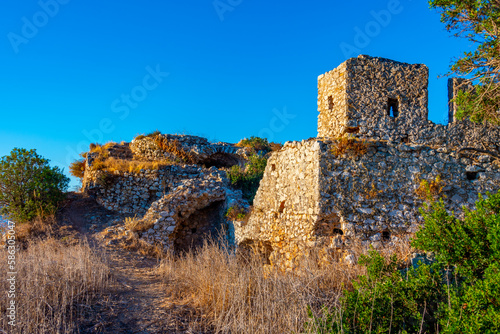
[
  {"left": 200, "top": 152, "right": 244, "bottom": 169},
  {"left": 173, "top": 200, "right": 226, "bottom": 253}
]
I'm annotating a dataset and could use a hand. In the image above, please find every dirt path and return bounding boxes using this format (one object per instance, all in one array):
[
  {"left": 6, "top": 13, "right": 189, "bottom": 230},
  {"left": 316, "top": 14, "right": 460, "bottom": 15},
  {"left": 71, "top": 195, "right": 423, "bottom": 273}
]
[{"left": 61, "top": 193, "right": 207, "bottom": 334}]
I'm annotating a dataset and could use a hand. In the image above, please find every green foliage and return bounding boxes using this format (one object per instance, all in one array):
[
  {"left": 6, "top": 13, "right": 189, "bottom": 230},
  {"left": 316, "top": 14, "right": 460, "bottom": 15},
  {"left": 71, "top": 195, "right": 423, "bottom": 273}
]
[
  {"left": 307, "top": 250, "right": 444, "bottom": 333},
  {"left": 429, "top": 0, "right": 500, "bottom": 124},
  {"left": 441, "top": 263, "right": 500, "bottom": 333},
  {"left": 236, "top": 136, "right": 272, "bottom": 153},
  {"left": 225, "top": 205, "right": 250, "bottom": 221},
  {"left": 413, "top": 191, "right": 500, "bottom": 333},
  {"left": 0, "top": 148, "right": 70, "bottom": 222},
  {"left": 413, "top": 192, "right": 500, "bottom": 281},
  {"left": 227, "top": 154, "right": 267, "bottom": 203},
  {"left": 309, "top": 191, "right": 500, "bottom": 333}
]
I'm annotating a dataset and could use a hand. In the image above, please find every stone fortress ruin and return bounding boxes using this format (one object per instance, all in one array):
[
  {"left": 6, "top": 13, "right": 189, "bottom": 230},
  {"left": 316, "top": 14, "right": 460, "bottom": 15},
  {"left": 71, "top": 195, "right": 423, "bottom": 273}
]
[
  {"left": 238, "top": 55, "right": 500, "bottom": 269},
  {"left": 82, "top": 55, "right": 500, "bottom": 270}
]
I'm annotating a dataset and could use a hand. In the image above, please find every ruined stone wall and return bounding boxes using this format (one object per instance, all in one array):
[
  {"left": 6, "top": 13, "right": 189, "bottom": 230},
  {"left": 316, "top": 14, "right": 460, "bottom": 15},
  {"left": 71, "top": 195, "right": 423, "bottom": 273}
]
[
  {"left": 317, "top": 140, "right": 500, "bottom": 242},
  {"left": 130, "top": 134, "right": 249, "bottom": 167},
  {"left": 243, "top": 138, "right": 500, "bottom": 269},
  {"left": 240, "top": 140, "right": 321, "bottom": 268},
  {"left": 82, "top": 165, "right": 206, "bottom": 215}
]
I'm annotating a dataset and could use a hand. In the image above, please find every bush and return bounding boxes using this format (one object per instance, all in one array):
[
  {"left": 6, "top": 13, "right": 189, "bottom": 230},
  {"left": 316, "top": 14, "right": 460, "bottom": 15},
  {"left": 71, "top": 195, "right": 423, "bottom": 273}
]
[
  {"left": 307, "top": 249, "right": 444, "bottom": 333},
  {"left": 309, "top": 191, "right": 500, "bottom": 333},
  {"left": 227, "top": 154, "right": 267, "bottom": 203},
  {"left": 236, "top": 136, "right": 271, "bottom": 153},
  {"left": 236, "top": 136, "right": 282, "bottom": 155},
  {"left": 225, "top": 205, "right": 251, "bottom": 221},
  {"left": 0, "top": 148, "right": 70, "bottom": 222},
  {"left": 413, "top": 192, "right": 500, "bottom": 333},
  {"left": 69, "top": 159, "right": 86, "bottom": 179}
]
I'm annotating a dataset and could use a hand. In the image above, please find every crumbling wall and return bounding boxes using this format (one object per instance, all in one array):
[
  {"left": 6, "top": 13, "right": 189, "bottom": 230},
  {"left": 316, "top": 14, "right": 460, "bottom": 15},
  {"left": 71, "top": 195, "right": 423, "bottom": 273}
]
[
  {"left": 83, "top": 165, "right": 207, "bottom": 215},
  {"left": 130, "top": 134, "right": 249, "bottom": 167},
  {"left": 244, "top": 138, "right": 500, "bottom": 269},
  {"left": 318, "top": 140, "right": 500, "bottom": 242},
  {"left": 240, "top": 140, "right": 321, "bottom": 269},
  {"left": 137, "top": 173, "right": 228, "bottom": 252}
]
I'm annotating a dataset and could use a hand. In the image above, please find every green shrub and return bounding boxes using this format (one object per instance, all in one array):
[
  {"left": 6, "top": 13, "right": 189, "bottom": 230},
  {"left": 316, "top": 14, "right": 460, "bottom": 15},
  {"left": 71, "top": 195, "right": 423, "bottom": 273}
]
[
  {"left": 307, "top": 249, "right": 444, "bottom": 333},
  {"left": 236, "top": 136, "right": 271, "bottom": 153},
  {"left": 227, "top": 154, "right": 267, "bottom": 203},
  {"left": 308, "top": 191, "right": 500, "bottom": 333},
  {"left": 0, "top": 148, "right": 70, "bottom": 222},
  {"left": 413, "top": 192, "right": 500, "bottom": 281},
  {"left": 225, "top": 205, "right": 251, "bottom": 221},
  {"left": 413, "top": 192, "right": 500, "bottom": 332}
]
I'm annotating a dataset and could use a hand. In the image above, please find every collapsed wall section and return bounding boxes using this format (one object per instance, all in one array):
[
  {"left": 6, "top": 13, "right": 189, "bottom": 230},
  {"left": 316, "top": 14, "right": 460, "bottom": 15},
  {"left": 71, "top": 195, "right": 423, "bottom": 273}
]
[{"left": 82, "top": 165, "right": 207, "bottom": 215}]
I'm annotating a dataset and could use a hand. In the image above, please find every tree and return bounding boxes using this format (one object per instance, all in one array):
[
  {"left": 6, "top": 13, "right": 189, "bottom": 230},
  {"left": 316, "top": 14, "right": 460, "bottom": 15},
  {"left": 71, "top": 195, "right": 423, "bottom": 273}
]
[
  {"left": 430, "top": 0, "right": 500, "bottom": 124},
  {"left": 0, "top": 148, "right": 70, "bottom": 222}
]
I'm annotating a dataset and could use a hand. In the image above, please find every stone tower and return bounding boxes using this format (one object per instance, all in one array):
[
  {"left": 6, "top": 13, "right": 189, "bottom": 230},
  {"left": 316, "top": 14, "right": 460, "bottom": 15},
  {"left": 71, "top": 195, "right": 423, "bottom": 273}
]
[{"left": 317, "top": 55, "right": 429, "bottom": 141}]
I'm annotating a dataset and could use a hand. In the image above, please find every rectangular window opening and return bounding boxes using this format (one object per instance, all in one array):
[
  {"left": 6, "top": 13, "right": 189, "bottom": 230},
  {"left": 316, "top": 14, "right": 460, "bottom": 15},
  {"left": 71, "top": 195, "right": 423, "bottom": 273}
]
[
  {"left": 328, "top": 96, "right": 334, "bottom": 110},
  {"left": 387, "top": 98, "right": 399, "bottom": 118}
]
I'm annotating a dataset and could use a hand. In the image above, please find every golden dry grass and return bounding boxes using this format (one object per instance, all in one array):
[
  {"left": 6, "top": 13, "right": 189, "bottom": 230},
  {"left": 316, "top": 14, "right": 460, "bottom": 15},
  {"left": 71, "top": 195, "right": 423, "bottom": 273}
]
[
  {"left": 157, "top": 240, "right": 360, "bottom": 333},
  {"left": 331, "top": 136, "right": 369, "bottom": 158},
  {"left": 153, "top": 136, "right": 195, "bottom": 164},
  {"left": 93, "top": 157, "right": 173, "bottom": 174},
  {"left": 0, "top": 238, "right": 111, "bottom": 333},
  {"left": 156, "top": 235, "right": 415, "bottom": 333}
]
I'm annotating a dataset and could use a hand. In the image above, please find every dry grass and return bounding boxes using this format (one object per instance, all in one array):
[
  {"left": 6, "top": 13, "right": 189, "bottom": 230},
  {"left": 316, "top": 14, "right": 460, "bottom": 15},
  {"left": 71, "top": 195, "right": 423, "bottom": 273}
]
[
  {"left": 157, "top": 235, "right": 416, "bottom": 333},
  {"left": 158, "top": 239, "right": 367, "bottom": 334},
  {"left": 153, "top": 136, "right": 195, "bottom": 164},
  {"left": 69, "top": 159, "right": 86, "bottom": 179},
  {"left": 0, "top": 238, "right": 111, "bottom": 333},
  {"left": 331, "top": 136, "right": 369, "bottom": 158},
  {"left": 93, "top": 157, "right": 173, "bottom": 174},
  {"left": 415, "top": 175, "right": 444, "bottom": 201}
]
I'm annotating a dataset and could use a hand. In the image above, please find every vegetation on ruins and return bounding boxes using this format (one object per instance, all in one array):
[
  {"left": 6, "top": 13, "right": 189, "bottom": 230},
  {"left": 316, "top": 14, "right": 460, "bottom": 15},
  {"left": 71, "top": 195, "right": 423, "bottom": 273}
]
[
  {"left": 0, "top": 148, "right": 69, "bottom": 222},
  {"left": 308, "top": 190, "right": 500, "bottom": 333},
  {"left": 152, "top": 135, "right": 195, "bottom": 164},
  {"left": 430, "top": 0, "right": 500, "bottom": 124},
  {"left": 330, "top": 136, "right": 369, "bottom": 158},
  {"left": 236, "top": 136, "right": 283, "bottom": 154},
  {"left": 69, "top": 158, "right": 86, "bottom": 179},
  {"left": 225, "top": 204, "right": 251, "bottom": 222},
  {"left": 227, "top": 153, "right": 267, "bottom": 203},
  {"left": 415, "top": 175, "right": 445, "bottom": 201}
]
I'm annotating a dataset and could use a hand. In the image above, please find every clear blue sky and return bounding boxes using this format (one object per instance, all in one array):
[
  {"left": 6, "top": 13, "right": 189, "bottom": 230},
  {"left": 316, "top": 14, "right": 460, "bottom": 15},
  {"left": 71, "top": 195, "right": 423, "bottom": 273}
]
[{"left": 0, "top": 0, "right": 472, "bottom": 188}]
